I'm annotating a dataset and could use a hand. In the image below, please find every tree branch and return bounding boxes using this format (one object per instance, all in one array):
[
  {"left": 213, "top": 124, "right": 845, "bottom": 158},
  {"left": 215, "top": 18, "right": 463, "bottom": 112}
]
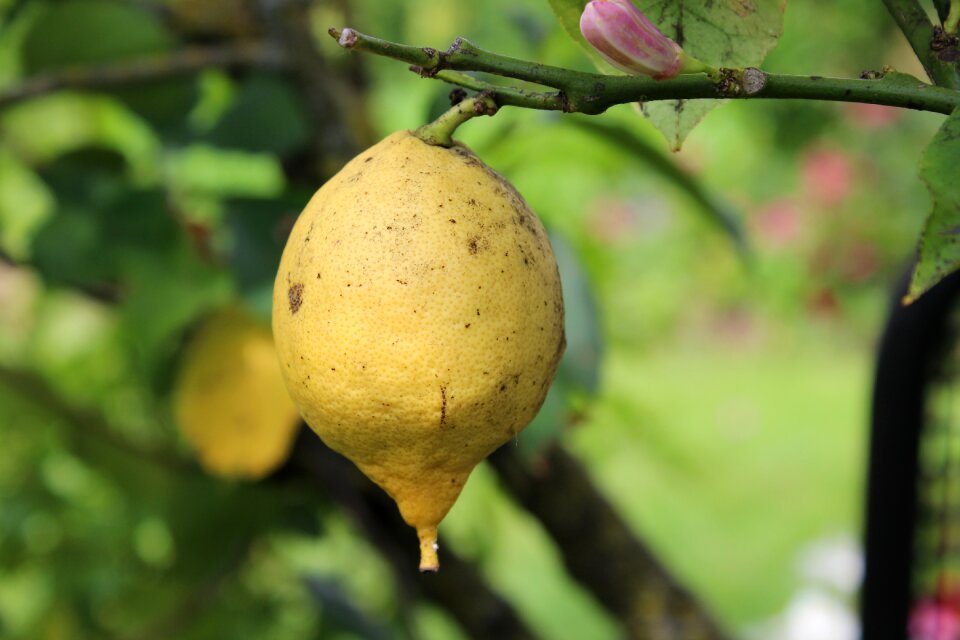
[
  {"left": 330, "top": 27, "right": 960, "bottom": 116},
  {"left": 490, "top": 445, "right": 729, "bottom": 640},
  {"left": 882, "top": 0, "right": 960, "bottom": 88},
  {"left": 0, "top": 365, "right": 195, "bottom": 475},
  {"left": 285, "top": 427, "right": 538, "bottom": 640},
  {"left": 0, "top": 42, "right": 288, "bottom": 110}
]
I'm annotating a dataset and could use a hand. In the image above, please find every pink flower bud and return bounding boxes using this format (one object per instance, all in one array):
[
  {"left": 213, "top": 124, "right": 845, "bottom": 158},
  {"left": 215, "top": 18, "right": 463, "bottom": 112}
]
[{"left": 579, "top": 0, "right": 684, "bottom": 79}]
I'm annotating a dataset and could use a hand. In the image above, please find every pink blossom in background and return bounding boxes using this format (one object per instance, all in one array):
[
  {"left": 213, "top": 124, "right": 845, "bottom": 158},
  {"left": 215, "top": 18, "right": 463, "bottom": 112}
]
[
  {"left": 801, "top": 147, "right": 854, "bottom": 208},
  {"left": 838, "top": 242, "right": 880, "bottom": 283},
  {"left": 752, "top": 199, "right": 801, "bottom": 249},
  {"left": 910, "top": 599, "right": 960, "bottom": 640},
  {"left": 579, "top": 0, "right": 683, "bottom": 79}
]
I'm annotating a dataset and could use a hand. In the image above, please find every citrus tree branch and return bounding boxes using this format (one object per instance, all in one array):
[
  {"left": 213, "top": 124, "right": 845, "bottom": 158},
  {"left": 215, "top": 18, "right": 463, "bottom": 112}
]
[
  {"left": 330, "top": 27, "right": 960, "bottom": 116},
  {"left": 881, "top": 0, "right": 960, "bottom": 88},
  {"left": 490, "top": 445, "right": 729, "bottom": 640},
  {"left": 0, "top": 42, "right": 288, "bottom": 110},
  {"left": 286, "top": 428, "right": 538, "bottom": 640}
]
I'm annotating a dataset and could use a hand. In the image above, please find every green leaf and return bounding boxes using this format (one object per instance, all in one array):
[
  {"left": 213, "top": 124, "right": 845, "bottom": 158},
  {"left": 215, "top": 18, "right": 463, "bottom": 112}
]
[
  {"left": 641, "top": 1, "right": 785, "bottom": 148},
  {"left": 21, "top": 0, "right": 195, "bottom": 130},
  {"left": 165, "top": 146, "right": 286, "bottom": 200},
  {"left": 21, "top": 1, "right": 174, "bottom": 72},
  {"left": 546, "top": 0, "right": 607, "bottom": 67},
  {"left": 907, "top": 108, "right": 960, "bottom": 303},
  {"left": 206, "top": 74, "right": 311, "bottom": 158},
  {"left": 547, "top": 0, "right": 785, "bottom": 149},
  {"left": 225, "top": 192, "right": 310, "bottom": 298}
]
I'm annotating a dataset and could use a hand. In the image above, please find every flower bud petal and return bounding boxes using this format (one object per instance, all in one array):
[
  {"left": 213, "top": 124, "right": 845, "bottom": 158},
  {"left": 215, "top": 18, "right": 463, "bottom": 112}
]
[{"left": 579, "top": 0, "right": 683, "bottom": 79}]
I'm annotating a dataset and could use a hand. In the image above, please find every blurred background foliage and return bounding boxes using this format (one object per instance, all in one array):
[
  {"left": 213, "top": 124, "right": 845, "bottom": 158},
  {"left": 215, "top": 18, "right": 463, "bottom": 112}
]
[{"left": 0, "top": 0, "right": 945, "bottom": 638}]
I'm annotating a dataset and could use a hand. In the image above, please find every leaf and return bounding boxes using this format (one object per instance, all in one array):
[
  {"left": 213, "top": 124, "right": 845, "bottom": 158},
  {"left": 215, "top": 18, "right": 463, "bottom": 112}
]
[
  {"left": 225, "top": 192, "right": 309, "bottom": 298},
  {"left": 640, "top": 0, "right": 786, "bottom": 148},
  {"left": 547, "top": 0, "right": 786, "bottom": 149},
  {"left": 566, "top": 115, "right": 749, "bottom": 257},
  {"left": 546, "top": 0, "right": 608, "bottom": 67},
  {"left": 206, "top": 74, "right": 311, "bottom": 158},
  {"left": 165, "top": 145, "right": 286, "bottom": 199},
  {"left": 907, "top": 108, "right": 960, "bottom": 303},
  {"left": 21, "top": 0, "right": 195, "bottom": 130},
  {"left": 21, "top": 1, "right": 174, "bottom": 72}
]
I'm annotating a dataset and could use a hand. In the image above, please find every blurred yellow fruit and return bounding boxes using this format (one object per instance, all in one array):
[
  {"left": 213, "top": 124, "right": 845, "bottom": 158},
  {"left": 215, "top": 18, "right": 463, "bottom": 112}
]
[
  {"left": 174, "top": 306, "right": 301, "bottom": 480},
  {"left": 272, "top": 130, "right": 565, "bottom": 571}
]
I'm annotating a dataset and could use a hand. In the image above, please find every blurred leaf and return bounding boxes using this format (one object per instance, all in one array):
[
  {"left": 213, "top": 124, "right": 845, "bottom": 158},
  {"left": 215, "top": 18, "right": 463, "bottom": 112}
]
[
  {"left": 0, "top": 148, "right": 54, "bottom": 259},
  {"left": 118, "top": 247, "right": 233, "bottom": 378},
  {"left": 567, "top": 115, "right": 749, "bottom": 257},
  {"left": 21, "top": 0, "right": 195, "bottom": 130},
  {"left": 30, "top": 150, "right": 177, "bottom": 291},
  {"left": 908, "top": 108, "right": 960, "bottom": 303},
  {"left": 547, "top": 0, "right": 785, "bottom": 149},
  {"left": 0, "top": 93, "right": 161, "bottom": 179},
  {"left": 166, "top": 145, "right": 286, "bottom": 200},
  {"left": 22, "top": 1, "right": 172, "bottom": 72},
  {"left": 303, "top": 577, "right": 392, "bottom": 640},
  {"left": 225, "top": 192, "right": 309, "bottom": 303},
  {"left": 30, "top": 150, "right": 133, "bottom": 288},
  {"left": 520, "top": 233, "right": 601, "bottom": 459},
  {"left": 206, "top": 74, "right": 311, "bottom": 158}
]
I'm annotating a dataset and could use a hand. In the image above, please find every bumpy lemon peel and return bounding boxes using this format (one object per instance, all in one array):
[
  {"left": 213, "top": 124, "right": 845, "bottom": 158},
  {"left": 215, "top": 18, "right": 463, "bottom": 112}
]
[{"left": 273, "top": 131, "right": 565, "bottom": 570}]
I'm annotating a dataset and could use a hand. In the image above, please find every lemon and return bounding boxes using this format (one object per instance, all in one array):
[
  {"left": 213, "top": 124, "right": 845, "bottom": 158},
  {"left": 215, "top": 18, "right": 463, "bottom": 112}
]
[
  {"left": 174, "top": 306, "right": 301, "bottom": 479},
  {"left": 272, "top": 130, "right": 565, "bottom": 570}
]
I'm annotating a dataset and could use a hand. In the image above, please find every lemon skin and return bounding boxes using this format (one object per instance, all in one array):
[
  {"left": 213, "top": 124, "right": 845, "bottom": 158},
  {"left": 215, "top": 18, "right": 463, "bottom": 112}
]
[{"left": 273, "top": 131, "right": 565, "bottom": 570}]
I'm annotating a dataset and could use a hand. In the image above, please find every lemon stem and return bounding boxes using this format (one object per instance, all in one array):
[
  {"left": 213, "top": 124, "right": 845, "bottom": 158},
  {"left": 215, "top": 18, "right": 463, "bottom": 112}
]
[
  {"left": 417, "top": 526, "right": 440, "bottom": 572},
  {"left": 413, "top": 95, "right": 498, "bottom": 148}
]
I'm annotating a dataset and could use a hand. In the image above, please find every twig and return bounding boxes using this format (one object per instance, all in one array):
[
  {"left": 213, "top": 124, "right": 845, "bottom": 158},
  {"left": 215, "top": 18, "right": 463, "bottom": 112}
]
[
  {"left": 284, "top": 427, "right": 538, "bottom": 640},
  {"left": 490, "top": 445, "right": 729, "bottom": 640},
  {"left": 881, "top": 0, "right": 960, "bottom": 88},
  {"left": 260, "top": 1, "right": 372, "bottom": 177},
  {"left": 0, "top": 42, "right": 288, "bottom": 110},
  {"left": 330, "top": 27, "right": 960, "bottom": 116},
  {"left": 0, "top": 365, "right": 195, "bottom": 475}
]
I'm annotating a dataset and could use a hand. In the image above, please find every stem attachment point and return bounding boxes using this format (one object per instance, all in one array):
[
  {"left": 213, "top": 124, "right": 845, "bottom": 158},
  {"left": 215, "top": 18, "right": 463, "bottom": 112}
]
[{"left": 413, "top": 94, "right": 498, "bottom": 147}]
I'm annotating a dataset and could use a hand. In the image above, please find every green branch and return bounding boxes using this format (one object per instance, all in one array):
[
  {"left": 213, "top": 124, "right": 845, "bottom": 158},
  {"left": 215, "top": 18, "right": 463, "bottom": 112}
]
[
  {"left": 413, "top": 94, "right": 498, "bottom": 146},
  {"left": 881, "top": 0, "right": 959, "bottom": 88},
  {"left": 330, "top": 28, "right": 960, "bottom": 116}
]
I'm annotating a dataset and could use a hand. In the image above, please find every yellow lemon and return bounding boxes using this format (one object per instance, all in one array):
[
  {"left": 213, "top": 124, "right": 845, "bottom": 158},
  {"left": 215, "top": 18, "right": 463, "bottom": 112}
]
[
  {"left": 272, "top": 131, "right": 565, "bottom": 570},
  {"left": 174, "top": 306, "right": 301, "bottom": 479}
]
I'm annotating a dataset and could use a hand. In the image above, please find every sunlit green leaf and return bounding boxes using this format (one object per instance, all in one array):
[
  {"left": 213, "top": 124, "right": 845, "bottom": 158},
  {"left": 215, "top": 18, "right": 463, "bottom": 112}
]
[
  {"left": 0, "top": 93, "right": 161, "bottom": 180},
  {"left": 165, "top": 146, "right": 286, "bottom": 200},
  {"left": 908, "top": 108, "right": 960, "bottom": 303}
]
